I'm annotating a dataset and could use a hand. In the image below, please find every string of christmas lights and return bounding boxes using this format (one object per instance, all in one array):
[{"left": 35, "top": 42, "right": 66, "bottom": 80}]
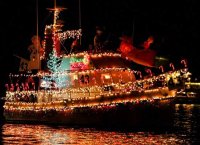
[
  {"left": 58, "top": 29, "right": 82, "bottom": 41},
  {"left": 5, "top": 69, "right": 189, "bottom": 104},
  {"left": 4, "top": 88, "right": 176, "bottom": 112}
]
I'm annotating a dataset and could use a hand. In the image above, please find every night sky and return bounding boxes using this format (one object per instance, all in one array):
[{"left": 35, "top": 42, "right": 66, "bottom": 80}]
[{"left": 0, "top": 0, "right": 199, "bottom": 77}]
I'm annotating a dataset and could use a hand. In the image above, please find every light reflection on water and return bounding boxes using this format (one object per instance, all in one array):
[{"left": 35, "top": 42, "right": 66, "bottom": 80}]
[
  {"left": 174, "top": 104, "right": 200, "bottom": 144},
  {"left": 1, "top": 124, "right": 182, "bottom": 145},
  {"left": 1, "top": 104, "right": 200, "bottom": 145}
]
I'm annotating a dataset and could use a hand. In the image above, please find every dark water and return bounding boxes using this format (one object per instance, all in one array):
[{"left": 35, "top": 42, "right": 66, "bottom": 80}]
[{"left": 1, "top": 104, "right": 200, "bottom": 145}]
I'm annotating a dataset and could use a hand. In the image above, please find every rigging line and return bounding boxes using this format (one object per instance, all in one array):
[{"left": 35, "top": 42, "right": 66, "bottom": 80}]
[
  {"left": 78, "top": 0, "right": 82, "bottom": 45},
  {"left": 132, "top": 19, "right": 134, "bottom": 42},
  {"left": 41, "top": 12, "right": 52, "bottom": 29},
  {"left": 78, "top": 0, "right": 82, "bottom": 28},
  {"left": 60, "top": 41, "right": 69, "bottom": 54}
]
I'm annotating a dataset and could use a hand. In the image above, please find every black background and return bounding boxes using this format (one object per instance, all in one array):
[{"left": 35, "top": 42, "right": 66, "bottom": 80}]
[{"left": 0, "top": 0, "right": 199, "bottom": 92}]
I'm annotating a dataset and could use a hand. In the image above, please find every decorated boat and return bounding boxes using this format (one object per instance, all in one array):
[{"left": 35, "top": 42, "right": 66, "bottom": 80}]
[{"left": 3, "top": 4, "right": 192, "bottom": 127}]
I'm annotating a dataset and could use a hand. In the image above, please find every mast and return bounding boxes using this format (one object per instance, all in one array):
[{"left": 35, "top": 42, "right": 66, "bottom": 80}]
[
  {"left": 46, "top": 0, "right": 66, "bottom": 56},
  {"left": 47, "top": 1, "right": 66, "bottom": 31},
  {"left": 79, "top": 0, "right": 82, "bottom": 45},
  {"left": 36, "top": 0, "right": 40, "bottom": 70},
  {"left": 45, "top": 0, "right": 81, "bottom": 56},
  {"left": 53, "top": 0, "right": 57, "bottom": 26}
]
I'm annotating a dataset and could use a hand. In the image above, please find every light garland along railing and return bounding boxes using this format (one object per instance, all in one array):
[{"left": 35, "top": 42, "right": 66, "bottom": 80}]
[
  {"left": 61, "top": 52, "right": 122, "bottom": 58},
  {"left": 9, "top": 67, "right": 133, "bottom": 78},
  {"left": 8, "top": 67, "right": 189, "bottom": 81},
  {"left": 4, "top": 88, "right": 176, "bottom": 112},
  {"left": 5, "top": 68, "right": 189, "bottom": 110},
  {"left": 42, "top": 36, "right": 121, "bottom": 58},
  {"left": 6, "top": 68, "right": 189, "bottom": 95}
]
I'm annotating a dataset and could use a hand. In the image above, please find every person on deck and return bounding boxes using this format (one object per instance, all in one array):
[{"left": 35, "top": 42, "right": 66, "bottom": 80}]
[{"left": 93, "top": 26, "right": 107, "bottom": 52}]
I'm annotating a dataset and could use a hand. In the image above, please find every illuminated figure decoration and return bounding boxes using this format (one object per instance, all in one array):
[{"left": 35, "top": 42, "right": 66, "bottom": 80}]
[
  {"left": 118, "top": 35, "right": 157, "bottom": 67},
  {"left": 28, "top": 35, "right": 44, "bottom": 71},
  {"left": 17, "top": 35, "right": 44, "bottom": 72},
  {"left": 93, "top": 26, "right": 106, "bottom": 52}
]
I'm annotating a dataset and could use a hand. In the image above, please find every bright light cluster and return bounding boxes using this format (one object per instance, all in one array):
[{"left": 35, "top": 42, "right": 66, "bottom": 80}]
[{"left": 58, "top": 29, "right": 82, "bottom": 41}]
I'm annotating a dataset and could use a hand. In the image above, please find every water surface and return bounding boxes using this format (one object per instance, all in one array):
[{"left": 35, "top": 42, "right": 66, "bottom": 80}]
[{"left": 1, "top": 104, "right": 200, "bottom": 145}]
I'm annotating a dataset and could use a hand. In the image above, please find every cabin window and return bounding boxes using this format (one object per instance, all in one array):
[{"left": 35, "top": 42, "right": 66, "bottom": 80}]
[
  {"left": 73, "top": 74, "right": 78, "bottom": 80},
  {"left": 102, "top": 73, "right": 111, "bottom": 79},
  {"left": 79, "top": 74, "right": 90, "bottom": 84},
  {"left": 84, "top": 75, "right": 89, "bottom": 84},
  {"left": 80, "top": 75, "right": 85, "bottom": 84},
  {"left": 101, "top": 73, "right": 112, "bottom": 85},
  {"left": 71, "top": 74, "right": 78, "bottom": 86}
]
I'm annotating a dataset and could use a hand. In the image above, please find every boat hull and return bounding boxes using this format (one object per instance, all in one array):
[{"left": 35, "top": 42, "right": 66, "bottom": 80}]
[{"left": 4, "top": 99, "right": 174, "bottom": 128}]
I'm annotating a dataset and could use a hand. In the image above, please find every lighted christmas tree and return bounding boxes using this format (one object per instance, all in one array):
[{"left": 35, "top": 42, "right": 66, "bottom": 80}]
[
  {"left": 47, "top": 50, "right": 62, "bottom": 73},
  {"left": 42, "top": 50, "right": 67, "bottom": 88}
]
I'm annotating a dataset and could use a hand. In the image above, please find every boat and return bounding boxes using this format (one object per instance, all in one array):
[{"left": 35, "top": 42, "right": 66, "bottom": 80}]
[
  {"left": 2, "top": 3, "right": 192, "bottom": 127},
  {"left": 173, "top": 82, "right": 200, "bottom": 104}
]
